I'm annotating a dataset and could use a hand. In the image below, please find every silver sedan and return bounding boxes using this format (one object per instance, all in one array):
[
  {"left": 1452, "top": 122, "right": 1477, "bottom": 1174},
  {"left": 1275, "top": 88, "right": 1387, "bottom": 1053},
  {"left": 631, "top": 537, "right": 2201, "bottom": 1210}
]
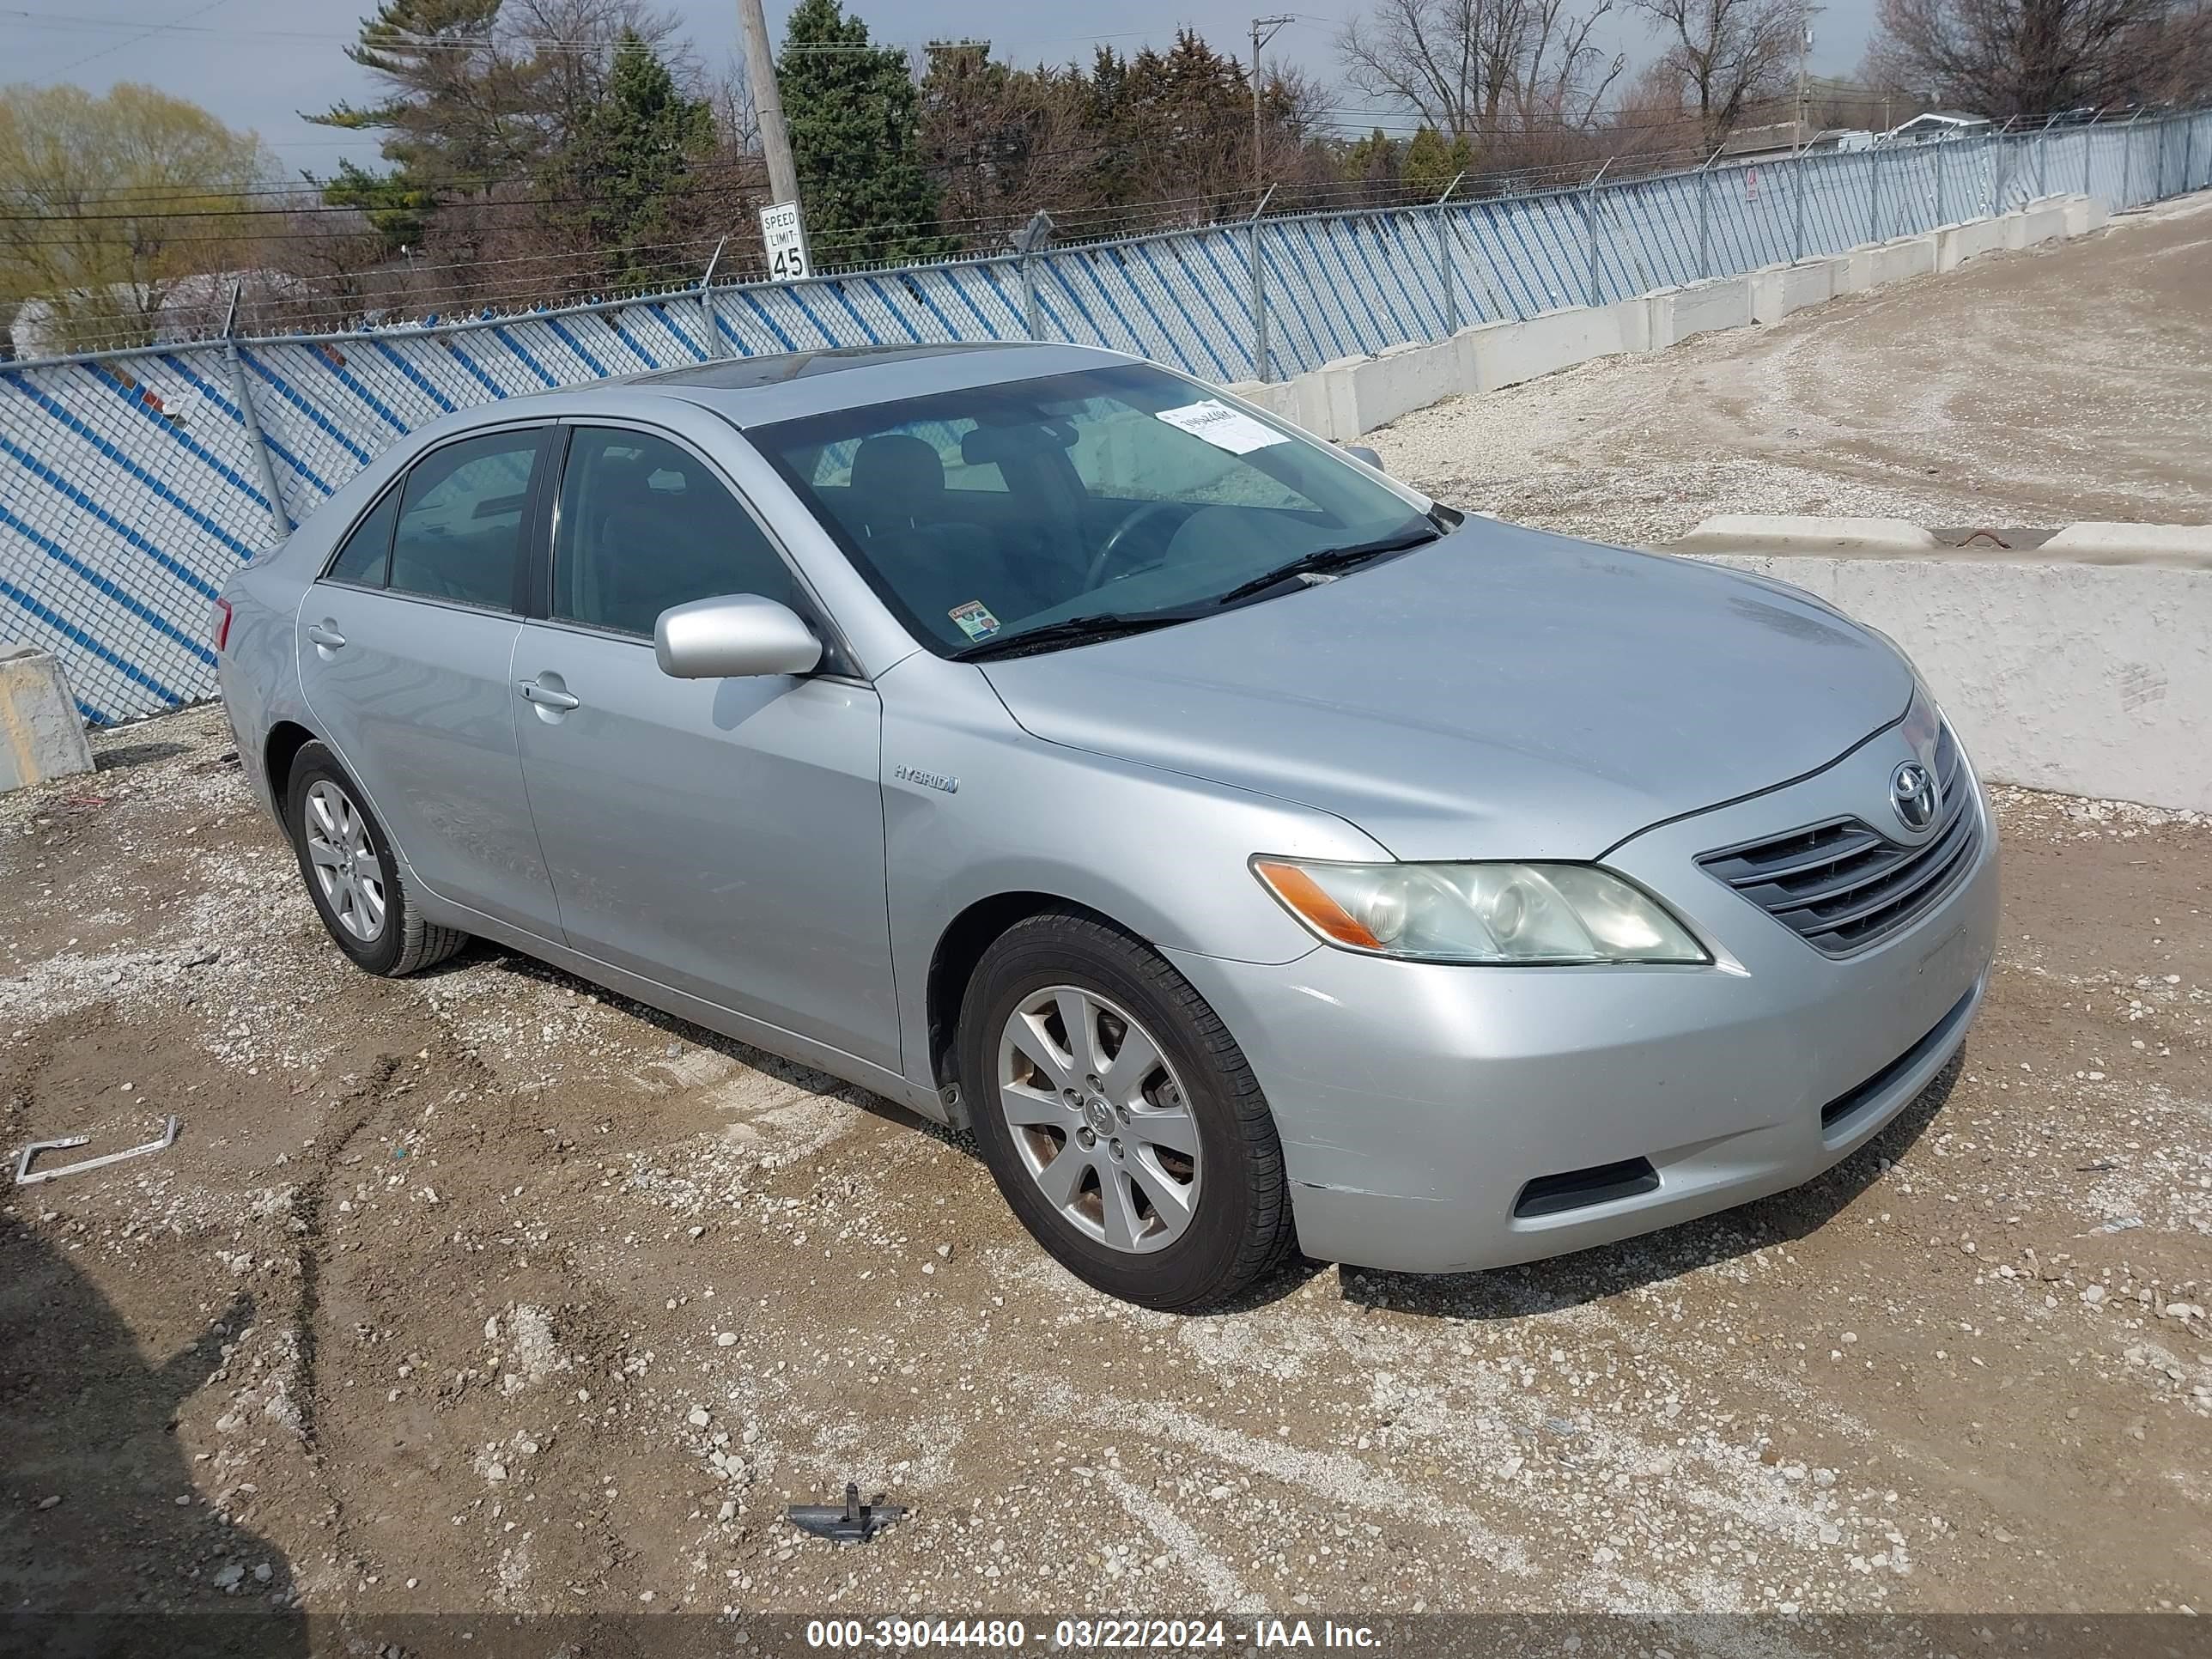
[{"left": 215, "top": 343, "right": 1997, "bottom": 1309}]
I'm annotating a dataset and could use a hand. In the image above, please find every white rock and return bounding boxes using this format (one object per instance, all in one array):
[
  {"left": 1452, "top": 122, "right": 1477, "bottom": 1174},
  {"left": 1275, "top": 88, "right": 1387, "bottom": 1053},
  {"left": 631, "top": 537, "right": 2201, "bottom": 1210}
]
[{"left": 688, "top": 1407, "right": 711, "bottom": 1428}]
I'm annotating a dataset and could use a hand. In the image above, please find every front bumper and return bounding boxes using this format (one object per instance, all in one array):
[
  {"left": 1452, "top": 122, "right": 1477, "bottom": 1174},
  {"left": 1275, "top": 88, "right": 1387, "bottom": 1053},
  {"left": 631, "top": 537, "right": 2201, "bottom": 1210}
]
[{"left": 1165, "top": 723, "right": 2000, "bottom": 1275}]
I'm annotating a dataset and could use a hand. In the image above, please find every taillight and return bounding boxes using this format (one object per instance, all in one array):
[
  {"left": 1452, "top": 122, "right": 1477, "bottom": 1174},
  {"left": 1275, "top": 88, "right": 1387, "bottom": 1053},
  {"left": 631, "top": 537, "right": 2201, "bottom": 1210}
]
[{"left": 210, "top": 597, "right": 233, "bottom": 653}]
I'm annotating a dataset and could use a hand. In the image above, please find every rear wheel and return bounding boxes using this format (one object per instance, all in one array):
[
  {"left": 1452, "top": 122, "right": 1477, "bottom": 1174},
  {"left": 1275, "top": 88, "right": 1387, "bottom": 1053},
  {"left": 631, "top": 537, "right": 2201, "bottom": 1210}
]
[
  {"left": 960, "top": 913, "right": 1295, "bottom": 1310},
  {"left": 284, "top": 741, "right": 468, "bottom": 977}
]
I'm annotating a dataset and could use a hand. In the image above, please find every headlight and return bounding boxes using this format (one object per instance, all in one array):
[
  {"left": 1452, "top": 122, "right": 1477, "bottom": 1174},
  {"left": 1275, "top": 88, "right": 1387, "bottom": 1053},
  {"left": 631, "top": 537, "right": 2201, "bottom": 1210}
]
[{"left": 1251, "top": 858, "right": 1709, "bottom": 964}]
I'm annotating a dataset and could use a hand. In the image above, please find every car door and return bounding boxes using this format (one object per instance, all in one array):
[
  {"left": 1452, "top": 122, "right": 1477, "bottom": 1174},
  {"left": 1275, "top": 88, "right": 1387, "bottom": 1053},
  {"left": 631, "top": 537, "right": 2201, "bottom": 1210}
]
[
  {"left": 296, "top": 425, "right": 562, "bottom": 939},
  {"left": 509, "top": 422, "right": 899, "bottom": 1073}
]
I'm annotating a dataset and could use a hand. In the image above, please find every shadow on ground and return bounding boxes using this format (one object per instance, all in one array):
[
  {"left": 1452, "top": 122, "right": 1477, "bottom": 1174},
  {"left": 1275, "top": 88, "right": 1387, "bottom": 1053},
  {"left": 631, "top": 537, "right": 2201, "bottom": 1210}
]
[
  {"left": 91, "top": 741, "right": 189, "bottom": 773},
  {"left": 0, "top": 1212, "right": 305, "bottom": 1657}
]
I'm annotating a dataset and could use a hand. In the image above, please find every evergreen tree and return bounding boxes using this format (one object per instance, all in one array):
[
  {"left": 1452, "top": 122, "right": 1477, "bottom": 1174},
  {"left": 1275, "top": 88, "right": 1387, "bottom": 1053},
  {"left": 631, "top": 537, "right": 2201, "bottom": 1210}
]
[
  {"left": 1401, "top": 125, "right": 1475, "bottom": 196},
  {"left": 1343, "top": 127, "right": 1402, "bottom": 188},
  {"left": 550, "top": 31, "right": 714, "bottom": 289},
  {"left": 776, "top": 0, "right": 953, "bottom": 265},
  {"left": 308, "top": 0, "right": 540, "bottom": 250}
]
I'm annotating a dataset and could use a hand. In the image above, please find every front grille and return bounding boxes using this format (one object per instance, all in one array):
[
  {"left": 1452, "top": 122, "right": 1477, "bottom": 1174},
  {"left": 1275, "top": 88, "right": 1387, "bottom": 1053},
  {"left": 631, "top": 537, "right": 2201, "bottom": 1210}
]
[{"left": 1698, "top": 724, "right": 1979, "bottom": 957}]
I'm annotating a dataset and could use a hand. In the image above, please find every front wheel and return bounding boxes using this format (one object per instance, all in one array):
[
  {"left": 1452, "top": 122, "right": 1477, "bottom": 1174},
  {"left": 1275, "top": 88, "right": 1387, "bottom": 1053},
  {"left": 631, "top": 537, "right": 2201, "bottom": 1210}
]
[{"left": 959, "top": 913, "right": 1297, "bottom": 1310}]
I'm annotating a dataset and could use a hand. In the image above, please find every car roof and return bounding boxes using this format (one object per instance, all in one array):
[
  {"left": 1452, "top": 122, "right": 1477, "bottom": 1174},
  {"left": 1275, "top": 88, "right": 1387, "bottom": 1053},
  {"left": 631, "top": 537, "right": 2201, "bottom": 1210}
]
[
  {"left": 340, "top": 341, "right": 1158, "bottom": 495},
  {"left": 629, "top": 340, "right": 1139, "bottom": 428}
]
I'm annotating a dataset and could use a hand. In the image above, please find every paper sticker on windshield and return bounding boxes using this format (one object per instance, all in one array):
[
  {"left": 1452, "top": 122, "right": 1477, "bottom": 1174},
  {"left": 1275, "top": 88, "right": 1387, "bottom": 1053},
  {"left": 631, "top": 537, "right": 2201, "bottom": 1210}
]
[
  {"left": 1154, "top": 399, "right": 1289, "bottom": 456},
  {"left": 949, "top": 599, "right": 1000, "bottom": 641}
]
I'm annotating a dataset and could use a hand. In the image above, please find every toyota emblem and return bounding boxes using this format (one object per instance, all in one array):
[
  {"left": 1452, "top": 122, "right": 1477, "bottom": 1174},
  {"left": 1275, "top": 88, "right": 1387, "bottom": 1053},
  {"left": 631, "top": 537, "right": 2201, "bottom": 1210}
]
[{"left": 1890, "top": 761, "right": 1938, "bottom": 832}]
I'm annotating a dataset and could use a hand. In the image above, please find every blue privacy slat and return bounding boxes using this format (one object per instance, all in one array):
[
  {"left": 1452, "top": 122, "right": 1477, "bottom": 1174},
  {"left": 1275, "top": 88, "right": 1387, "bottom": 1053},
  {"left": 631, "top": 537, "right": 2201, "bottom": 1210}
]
[{"left": 2, "top": 114, "right": 2202, "bottom": 722}]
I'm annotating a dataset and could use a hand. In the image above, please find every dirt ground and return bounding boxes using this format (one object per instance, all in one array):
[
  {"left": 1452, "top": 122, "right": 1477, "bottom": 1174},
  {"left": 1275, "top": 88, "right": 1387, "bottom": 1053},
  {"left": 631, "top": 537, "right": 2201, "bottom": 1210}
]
[
  {"left": 3, "top": 714, "right": 2209, "bottom": 1633},
  {"left": 5, "top": 201, "right": 2212, "bottom": 1645},
  {"left": 1372, "top": 193, "right": 2212, "bottom": 545}
]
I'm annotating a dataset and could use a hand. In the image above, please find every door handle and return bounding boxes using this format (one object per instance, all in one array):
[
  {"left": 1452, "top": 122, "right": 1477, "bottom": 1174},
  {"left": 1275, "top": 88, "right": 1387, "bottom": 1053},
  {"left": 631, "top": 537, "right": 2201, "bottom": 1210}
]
[
  {"left": 306, "top": 622, "right": 347, "bottom": 648},
  {"left": 520, "top": 679, "right": 580, "bottom": 711}
]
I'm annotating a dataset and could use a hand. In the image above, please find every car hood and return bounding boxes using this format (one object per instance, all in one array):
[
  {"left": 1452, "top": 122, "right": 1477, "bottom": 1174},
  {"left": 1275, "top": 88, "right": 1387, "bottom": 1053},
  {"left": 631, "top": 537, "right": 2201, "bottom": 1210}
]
[{"left": 979, "top": 519, "right": 1915, "bottom": 860}]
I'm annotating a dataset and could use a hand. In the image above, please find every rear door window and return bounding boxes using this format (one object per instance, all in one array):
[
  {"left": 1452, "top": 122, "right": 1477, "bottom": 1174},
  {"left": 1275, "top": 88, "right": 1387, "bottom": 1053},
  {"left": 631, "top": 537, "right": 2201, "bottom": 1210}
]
[{"left": 386, "top": 429, "right": 542, "bottom": 611}]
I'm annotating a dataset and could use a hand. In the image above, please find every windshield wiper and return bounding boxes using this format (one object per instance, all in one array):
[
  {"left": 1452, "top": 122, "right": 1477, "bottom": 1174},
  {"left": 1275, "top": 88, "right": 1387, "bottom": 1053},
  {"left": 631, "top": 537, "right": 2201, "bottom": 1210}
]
[
  {"left": 1212, "top": 518, "right": 1447, "bottom": 608},
  {"left": 950, "top": 609, "right": 1203, "bottom": 662}
]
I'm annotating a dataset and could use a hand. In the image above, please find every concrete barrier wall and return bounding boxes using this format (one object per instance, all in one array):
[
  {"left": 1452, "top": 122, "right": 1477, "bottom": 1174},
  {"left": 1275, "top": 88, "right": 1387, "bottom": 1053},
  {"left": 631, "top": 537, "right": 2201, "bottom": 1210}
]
[
  {"left": 1231, "top": 192, "right": 2123, "bottom": 442},
  {"left": 1679, "top": 552, "right": 2212, "bottom": 813},
  {"left": 1936, "top": 217, "right": 2010, "bottom": 270},
  {"left": 1462, "top": 303, "right": 1638, "bottom": 390},
  {"left": 2063, "top": 198, "right": 2112, "bottom": 236},
  {"left": 1647, "top": 277, "right": 1756, "bottom": 348},
  {"left": 0, "top": 643, "right": 94, "bottom": 793},
  {"left": 2021, "top": 202, "right": 2069, "bottom": 245},
  {"left": 1749, "top": 259, "right": 1836, "bottom": 322},
  {"left": 1874, "top": 234, "right": 1938, "bottom": 283}
]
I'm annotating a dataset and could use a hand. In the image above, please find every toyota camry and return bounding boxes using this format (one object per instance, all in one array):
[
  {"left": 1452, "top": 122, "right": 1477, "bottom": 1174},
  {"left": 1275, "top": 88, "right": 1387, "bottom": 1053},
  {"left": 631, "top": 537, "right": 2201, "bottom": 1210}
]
[{"left": 215, "top": 342, "right": 1997, "bottom": 1310}]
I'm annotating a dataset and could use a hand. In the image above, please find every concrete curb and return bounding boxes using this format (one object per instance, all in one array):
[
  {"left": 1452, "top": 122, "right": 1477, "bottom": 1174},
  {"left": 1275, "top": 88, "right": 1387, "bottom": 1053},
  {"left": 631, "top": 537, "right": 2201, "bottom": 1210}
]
[
  {"left": 2042, "top": 522, "right": 2212, "bottom": 564},
  {"left": 1679, "top": 515, "right": 2212, "bottom": 570},
  {"left": 1229, "top": 191, "right": 2124, "bottom": 442},
  {"left": 1674, "top": 515, "right": 1940, "bottom": 554}
]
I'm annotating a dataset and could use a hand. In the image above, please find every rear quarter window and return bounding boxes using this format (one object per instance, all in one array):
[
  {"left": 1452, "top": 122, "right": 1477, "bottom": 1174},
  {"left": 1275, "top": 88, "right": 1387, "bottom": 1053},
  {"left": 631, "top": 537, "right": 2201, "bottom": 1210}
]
[{"left": 323, "top": 484, "right": 400, "bottom": 586}]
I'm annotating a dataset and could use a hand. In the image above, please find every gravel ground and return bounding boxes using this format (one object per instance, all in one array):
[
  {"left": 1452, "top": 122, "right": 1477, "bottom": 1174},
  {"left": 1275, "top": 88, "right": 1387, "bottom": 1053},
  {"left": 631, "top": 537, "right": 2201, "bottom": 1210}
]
[
  {"left": 1370, "top": 193, "right": 2212, "bottom": 546},
  {"left": 5, "top": 200, "right": 2212, "bottom": 1641},
  {"left": 3, "top": 709, "right": 2207, "bottom": 1632}
]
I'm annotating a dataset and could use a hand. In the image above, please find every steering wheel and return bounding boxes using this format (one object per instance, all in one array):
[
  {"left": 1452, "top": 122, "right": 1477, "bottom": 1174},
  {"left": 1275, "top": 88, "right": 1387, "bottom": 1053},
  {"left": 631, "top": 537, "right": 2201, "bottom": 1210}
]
[{"left": 1085, "top": 500, "right": 1183, "bottom": 590}]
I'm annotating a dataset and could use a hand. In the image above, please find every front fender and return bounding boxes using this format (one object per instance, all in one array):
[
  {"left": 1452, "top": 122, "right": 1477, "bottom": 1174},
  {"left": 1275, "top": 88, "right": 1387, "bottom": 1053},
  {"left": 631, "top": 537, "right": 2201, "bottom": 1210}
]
[{"left": 877, "top": 653, "right": 1384, "bottom": 1095}]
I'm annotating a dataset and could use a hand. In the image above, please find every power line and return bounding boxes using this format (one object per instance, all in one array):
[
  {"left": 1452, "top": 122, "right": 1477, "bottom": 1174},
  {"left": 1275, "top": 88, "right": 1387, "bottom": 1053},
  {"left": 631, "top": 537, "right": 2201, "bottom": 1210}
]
[{"left": 27, "top": 0, "right": 233, "bottom": 78}]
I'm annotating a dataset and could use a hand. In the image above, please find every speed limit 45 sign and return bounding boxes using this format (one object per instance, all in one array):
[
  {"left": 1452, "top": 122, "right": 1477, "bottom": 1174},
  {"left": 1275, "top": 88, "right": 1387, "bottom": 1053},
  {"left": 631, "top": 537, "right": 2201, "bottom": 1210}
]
[{"left": 760, "top": 201, "right": 811, "bottom": 283}]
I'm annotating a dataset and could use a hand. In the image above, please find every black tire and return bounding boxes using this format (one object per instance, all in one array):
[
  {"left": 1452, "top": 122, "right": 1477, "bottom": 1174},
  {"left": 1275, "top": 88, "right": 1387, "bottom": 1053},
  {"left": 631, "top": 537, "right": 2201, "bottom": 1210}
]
[
  {"left": 958, "top": 912, "right": 1297, "bottom": 1310},
  {"left": 284, "top": 740, "right": 469, "bottom": 977}
]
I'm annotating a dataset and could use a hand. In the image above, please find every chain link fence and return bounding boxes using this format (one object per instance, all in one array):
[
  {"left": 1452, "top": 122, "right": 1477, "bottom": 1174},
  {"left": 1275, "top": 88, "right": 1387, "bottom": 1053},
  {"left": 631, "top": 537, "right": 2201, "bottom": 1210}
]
[{"left": 3, "top": 111, "right": 2207, "bottom": 725}]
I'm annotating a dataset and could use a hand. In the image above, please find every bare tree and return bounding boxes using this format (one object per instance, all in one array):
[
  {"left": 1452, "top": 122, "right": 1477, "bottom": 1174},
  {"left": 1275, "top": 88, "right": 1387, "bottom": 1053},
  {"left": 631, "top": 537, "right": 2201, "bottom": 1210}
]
[
  {"left": 1336, "top": 0, "right": 1628, "bottom": 143},
  {"left": 1632, "top": 0, "right": 1805, "bottom": 140},
  {"left": 1863, "top": 0, "right": 2180, "bottom": 116},
  {"left": 2134, "top": 0, "right": 2212, "bottom": 101}
]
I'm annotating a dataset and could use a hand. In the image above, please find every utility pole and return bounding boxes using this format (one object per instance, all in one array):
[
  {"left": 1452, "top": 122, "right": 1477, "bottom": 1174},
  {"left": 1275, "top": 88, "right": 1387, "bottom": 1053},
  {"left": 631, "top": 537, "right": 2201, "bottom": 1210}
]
[
  {"left": 1250, "top": 15, "right": 1293, "bottom": 198},
  {"left": 738, "top": 0, "right": 802, "bottom": 213},
  {"left": 1793, "top": 6, "right": 1823, "bottom": 153}
]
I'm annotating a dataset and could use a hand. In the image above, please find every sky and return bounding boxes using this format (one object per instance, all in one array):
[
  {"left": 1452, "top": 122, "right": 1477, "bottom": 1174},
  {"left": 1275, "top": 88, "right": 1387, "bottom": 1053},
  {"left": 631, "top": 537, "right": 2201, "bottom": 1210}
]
[{"left": 2, "top": 0, "right": 1883, "bottom": 179}]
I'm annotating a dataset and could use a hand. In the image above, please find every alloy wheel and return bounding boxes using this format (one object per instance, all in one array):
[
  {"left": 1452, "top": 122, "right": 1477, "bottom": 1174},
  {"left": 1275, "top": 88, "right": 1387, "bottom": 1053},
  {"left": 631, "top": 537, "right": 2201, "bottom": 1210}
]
[
  {"left": 995, "top": 985, "right": 1201, "bottom": 1255},
  {"left": 302, "top": 779, "right": 386, "bottom": 943}
]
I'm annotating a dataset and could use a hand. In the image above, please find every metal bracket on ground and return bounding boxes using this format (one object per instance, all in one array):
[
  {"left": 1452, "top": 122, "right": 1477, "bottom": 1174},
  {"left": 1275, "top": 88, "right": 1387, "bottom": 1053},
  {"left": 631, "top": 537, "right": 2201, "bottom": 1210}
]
[
  {"left": 14, "top": 1115, "right": 181, "bottom": 1186},
  {"left": 787, "top": 1482, "right": 907, "bottom": 1543}
]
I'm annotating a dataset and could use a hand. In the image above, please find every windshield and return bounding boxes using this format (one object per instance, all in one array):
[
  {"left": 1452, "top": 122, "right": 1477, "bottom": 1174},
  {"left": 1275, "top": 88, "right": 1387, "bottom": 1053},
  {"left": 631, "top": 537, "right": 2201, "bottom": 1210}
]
[{"left": 747, "top": 362, "right": 1435, "bottom": 657}]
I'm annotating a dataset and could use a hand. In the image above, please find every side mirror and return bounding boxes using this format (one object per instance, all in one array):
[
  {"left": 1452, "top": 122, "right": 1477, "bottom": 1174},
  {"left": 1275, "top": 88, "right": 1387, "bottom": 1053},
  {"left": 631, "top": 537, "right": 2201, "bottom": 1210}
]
[
  {"left": 1340, "top": 443, "right": 1384, "bottom": 472},
  {"left": 655, "top": 593, "right": 823, "bottom": 679}
]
